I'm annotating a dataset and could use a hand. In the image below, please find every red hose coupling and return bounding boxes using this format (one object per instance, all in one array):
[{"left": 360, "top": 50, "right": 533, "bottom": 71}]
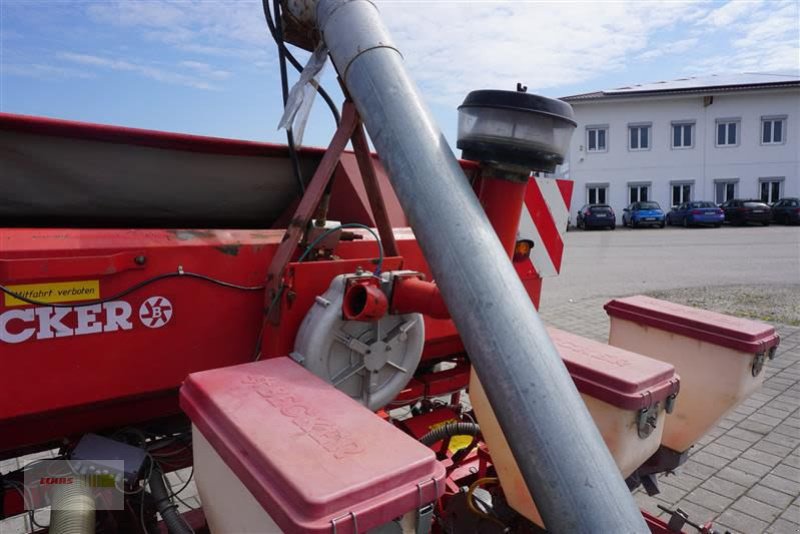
[
  {"left": 343, "top": 278, "right": 388, "bottom": 321},
  {"left": 391, "top": 276, "right": 449, "bottom": 319}
]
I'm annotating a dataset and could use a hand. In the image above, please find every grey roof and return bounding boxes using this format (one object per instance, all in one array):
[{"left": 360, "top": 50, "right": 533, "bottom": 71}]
[{"left": 562, "top": 72, "right": 800, "bottom": 102}]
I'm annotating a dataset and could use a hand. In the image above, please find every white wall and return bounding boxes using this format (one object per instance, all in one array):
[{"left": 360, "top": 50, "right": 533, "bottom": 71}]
[{"left": 565, "top": 88, "right": 800, "bottom": 222}]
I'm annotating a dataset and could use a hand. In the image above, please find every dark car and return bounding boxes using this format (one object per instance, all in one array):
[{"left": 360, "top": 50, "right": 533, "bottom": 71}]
[
  {"left": 622, "top": 201, "right": 666, "bottom": 228},
  {"left": 667, "top": 201, "right": 725, "bottom": 228},
  {"left": 576, "top": 204, "right": 616, "bottom": 230},
  {"left": 720, "top": 199, "right": 772, "bottom": 226},
  {"left": 771, "top": 198, "right": 800, "bottom": 225}
]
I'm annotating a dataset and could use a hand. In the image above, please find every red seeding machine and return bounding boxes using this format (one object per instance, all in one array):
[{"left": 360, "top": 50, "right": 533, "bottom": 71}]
[{"left": 0, "top": 1, "right": 780, "bottom": 533}]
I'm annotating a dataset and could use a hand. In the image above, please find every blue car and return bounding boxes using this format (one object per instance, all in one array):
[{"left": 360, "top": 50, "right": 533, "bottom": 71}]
[
  {"left": 622, "top": 201, "right": 666, "bottom": 228},
  {"left": 667, "top": 201, "right": 724, "bottom": 227}
]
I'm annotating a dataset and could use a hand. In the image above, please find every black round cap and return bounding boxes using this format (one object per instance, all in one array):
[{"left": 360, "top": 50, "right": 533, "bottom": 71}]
[{"left": 458, "top": 90, "right": 576, "bottom": 126}]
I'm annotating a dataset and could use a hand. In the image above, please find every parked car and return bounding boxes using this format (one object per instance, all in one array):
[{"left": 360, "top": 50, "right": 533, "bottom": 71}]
[
  {"left": 667, "top": 201, "right": 724, "bottom": 227},
  {"left": 771, "top": 198, "right": 800, "bottom": 225},
  {"left": 719, "top": 199, "right": 772, "bottom": 226},
  {"left": 622, "top": 201, "right": 665, "bottom": 228},
  {"left": 576, "top": 204, "right": 616, "bottom": 230}
]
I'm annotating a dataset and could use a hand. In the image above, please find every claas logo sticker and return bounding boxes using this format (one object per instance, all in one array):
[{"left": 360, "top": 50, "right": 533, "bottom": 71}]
[{"left": 0, "top": 293, "right": 174, "bottom": 344}]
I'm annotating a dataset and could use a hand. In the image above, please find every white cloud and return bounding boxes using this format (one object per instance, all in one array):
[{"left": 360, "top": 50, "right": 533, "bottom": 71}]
[
  {"left": 58, "top": 52, "right": 218, "bottom": 90},
  {"left": 179, "top": 60, "right": 232, "bottom": 80},
  {"left": 700, "top": 0, "right": 763, "bottom": 28},
  {"left": 688, "top": 0, "right": 800, "bottom": 74},
  {"left": 3, "top": 63, "right": 96, "bottom": 80},
  {"left": 637, "top": 38, "right": 700, "bottom": 61},
  {"left": 87, "top": 1, "right": 271, "bottom": 62},
  {"left": 38, "top": 0, "right": 798, "bottom": 102},
  {"left": 374, "top": 1, "right": 710, "bottom": 103}
]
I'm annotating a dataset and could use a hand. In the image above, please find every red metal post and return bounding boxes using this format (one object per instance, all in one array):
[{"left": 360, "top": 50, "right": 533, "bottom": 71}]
[
  {"left": 264, "top": 102, "right": 358, "bottom": 323},
  {"left": 474, "top": 175, "right": 529, "bottom": 258},
  {"left": 350, "top": 120, "right": 400, "bottom": 257}
]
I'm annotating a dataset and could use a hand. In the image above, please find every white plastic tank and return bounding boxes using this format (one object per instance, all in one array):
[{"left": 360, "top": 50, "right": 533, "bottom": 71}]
[
  {"left": 605, "top": 296, "right": 779, "bottom": 453},
  {"left": 470, "top": 327, "right": 679, "bottom": 526}
]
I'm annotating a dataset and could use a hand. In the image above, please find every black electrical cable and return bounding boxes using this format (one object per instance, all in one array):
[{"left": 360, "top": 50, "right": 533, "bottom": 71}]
[
  {"left": 0, "top": 271, "right": 265, "bottom": 309},
  {"left": 262, "top": 0, "right": 341, "bottom": 126},
  {"left": 269, "top": 0, "right": 306, "bottom": 195},
  {"left": 419, "top": 422, "right": 481, "bottom": 447}
]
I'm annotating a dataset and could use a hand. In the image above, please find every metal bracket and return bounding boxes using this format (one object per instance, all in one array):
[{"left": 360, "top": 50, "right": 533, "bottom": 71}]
[
  {"left": 752, "top": 352, "right": 766, "bottom": 377},
  {"left": 637, "top": 402, "right": 660, "bottom": 439},
  {"left": 330, "top": 511, "right": 358, "bottom": 534},
  {"left": 665, "top": 393, "right": 677, "bottom": 414},
  {"left": 415, "top": 503, "right": 434, "bottom": 534},
  {"left": 414, "top": 477, "right": 439, "bottom": 534}
]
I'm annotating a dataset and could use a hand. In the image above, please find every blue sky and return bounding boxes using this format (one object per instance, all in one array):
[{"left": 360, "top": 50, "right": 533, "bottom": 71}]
[{"left": 2, "top": 0, "right": 798, "bottom": 149}]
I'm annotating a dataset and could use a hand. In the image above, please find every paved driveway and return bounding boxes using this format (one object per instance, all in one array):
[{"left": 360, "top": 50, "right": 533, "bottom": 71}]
[{"left": 542, "top": 225, "right": 798, "bottom": 307}]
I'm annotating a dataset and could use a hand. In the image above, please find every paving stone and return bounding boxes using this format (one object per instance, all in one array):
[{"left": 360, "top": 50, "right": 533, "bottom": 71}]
[
  {"left": 716, "top": 508, "right": 770, "bottom": 533},
  {"left": 732, "top": 495, "right": 783, "bottom": 523},
  {"left": 725, "top": 411, "right": 748, "bottom": 423},
  {"left": 782, "top": 455, "right": 800, "bottom": 469},
  {"left": 692, "top": 450, "right": 731, "bottom": 469},
  {"left": 750, "top": 413, "right": 787, "bottom": 426},
  {"left": 716, "top": 466, "right": 762, "bottom": 488},
  {"left": 734, "top": 404, "right": 758, "bottom": 416},
  {"left": 711, "top": 524, "right": 741, "bottom": 534},
  {"left": 685, "top": 486, "right": 734, "bottom": 513},
  {"left": 703, "top": 442, "right": 743, "bottom": 461},
  {"left": 660, "top": 472, "right": 704, "bottom": 492},
  {"left": 681, "top": 459, "right": 719, "bottom": 480},
  {"left": 780, "top": 504, "right": 800, "bottom": 525},
  {"left": 717, "top": 418, "right": 737, "bottom": 430},
  {"left": 753, "top": 439, "right": 795, "bottom": 458},
  {"left": 761, "top": 407, "right": 794, "bottom": 420},
  {"left": 741, "top": 448, "right": 786, "bottom": 467},
  {"left": 653, "top": 480, "right": 689, "bottom": 505},
  {"left": 739, "top": 419, "right": 779, "bottom": 434},
  {"left": 773, "top": 425, "right": 800, "bottom": 440},
  {"left": 727, "top": 427, "right": 765, "bottom": 443},
  {"left": 728, "top": 457, "right": 773, "bottom": 477},
  {"left": 767, "top": 517, "right": 800, "bottom": 534},
  {"left": 716, "top": 435, "right": 753, "bottom": 452},
  {"left": 765, "top": 431, "right": 800, "bottom": 448},
  {"left": 771, "top": 463, "right": 800, "bottom": 482},
  {"left": 701, "top": 476, "right": 749, "bottom": 499},
  {"left": 761, "top": 474, "right": 800, "bottom": 495},
  {"left": 747, "top": 484, "right": 796, "bottom": 509}
]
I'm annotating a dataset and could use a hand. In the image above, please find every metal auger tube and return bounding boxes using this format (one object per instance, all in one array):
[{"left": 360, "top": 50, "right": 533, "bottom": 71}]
[{"left": 311, "top": 1, "right": 649, "bottom": 531}]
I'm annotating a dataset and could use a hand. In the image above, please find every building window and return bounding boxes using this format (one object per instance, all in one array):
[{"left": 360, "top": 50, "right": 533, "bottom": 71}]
[
  {"left": 714, "top": 179, "right": 738, "bottom": 204},
  {"left": 628, "top": 183, "right": 650, "bottom": 203},
  {"left": 760, "top": 178, "right": 783, "bottom": 204},
  {"left": 716, "top": 119, "right": 739, "bottom": 147},
  {"left": 761, "top": 116, "right": 786, "bottom": 145},
  {"left": 586, "top": 127, "right": 608, "bottom": 152},
  {"left": 672, "top": 122, "right": 694, "bottom": 149},
  {"left": 629, "top": 124, "right": 651, "bottom": 150},
  {"left": 587, "top": 184, "right": 608, "bottom": 204},
  {"left": 671, "top": 182, "right": 693, "bottom": 206}
]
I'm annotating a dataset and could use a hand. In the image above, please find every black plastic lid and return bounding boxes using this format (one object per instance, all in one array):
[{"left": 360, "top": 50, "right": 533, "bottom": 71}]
[{"left": 458, "top": 90, "right": 577, "bottom": 126}]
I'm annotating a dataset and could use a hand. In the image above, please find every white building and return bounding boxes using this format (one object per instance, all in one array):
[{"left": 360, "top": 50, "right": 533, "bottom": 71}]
[{"left": 560, "top": 73, "right": 800, "bottom": 221}]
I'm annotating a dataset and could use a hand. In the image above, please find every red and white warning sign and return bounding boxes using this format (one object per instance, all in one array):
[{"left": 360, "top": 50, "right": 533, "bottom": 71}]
[
  {"left": 138, "top": 296, "right": 173, "bottom": 329},
  {"left": 517, "top": 177, "right": 573, "bottom": 278}
]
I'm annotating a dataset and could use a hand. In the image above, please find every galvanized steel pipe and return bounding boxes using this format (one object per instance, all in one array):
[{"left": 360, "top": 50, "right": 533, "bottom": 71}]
[{"left": 313, "top": 1, "right": 648, "bottom": 531}]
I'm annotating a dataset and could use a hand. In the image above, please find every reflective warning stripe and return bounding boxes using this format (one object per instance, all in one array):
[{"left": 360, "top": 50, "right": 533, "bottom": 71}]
[{"left": 517, "top": 177, "right": 572, "bottom": 277}]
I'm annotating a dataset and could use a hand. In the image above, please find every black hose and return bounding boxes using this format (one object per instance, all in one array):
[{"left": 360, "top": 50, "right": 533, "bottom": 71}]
[
  {"left": 148, "top": 467, "right": 193, "bottom": 534},
  {"left": 262, "top": 0, "right": 341, "bottom": 126},
  {"left": 419, "top": 422, "right": 480, "bottom": 447},
  {"left": 266, "top": 0, "right": 306, "bottom": 194}
]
